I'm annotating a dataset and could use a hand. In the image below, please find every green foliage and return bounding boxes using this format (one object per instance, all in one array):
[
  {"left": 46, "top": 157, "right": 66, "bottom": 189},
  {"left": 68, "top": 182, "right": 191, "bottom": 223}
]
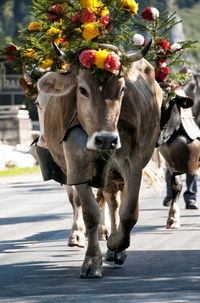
[{"left": 0, "top": 0, "right": 34, "bottom": 47}]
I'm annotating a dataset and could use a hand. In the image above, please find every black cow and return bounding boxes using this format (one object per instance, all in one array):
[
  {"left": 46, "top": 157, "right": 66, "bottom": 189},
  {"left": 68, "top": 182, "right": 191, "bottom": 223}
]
[
  {"left": 157, "top": 84, "right": 200, "bottom": 228},
  {"left": 163, "top": 69, "right": 200, "bottom": 210}
]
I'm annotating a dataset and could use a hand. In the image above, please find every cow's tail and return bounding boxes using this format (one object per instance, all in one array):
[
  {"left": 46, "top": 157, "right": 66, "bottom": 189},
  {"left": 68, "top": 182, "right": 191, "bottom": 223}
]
[
  {"left": 96, "top": 189, "right": 106, "bottom": 210},
  {"left": 143, "top": 149, "right": 165, "bottom": 191}
]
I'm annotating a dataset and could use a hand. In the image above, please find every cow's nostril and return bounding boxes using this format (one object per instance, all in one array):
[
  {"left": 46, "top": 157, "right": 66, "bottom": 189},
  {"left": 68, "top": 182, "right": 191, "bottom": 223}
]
[
  {"left": 94, "top": 134, "right": 119, "bottom": 150},
  {"left": 110, "top": 137, "right": 118, "bottom": 149},
  {"left": 95, "top": 136, "right": 104, "bottom": 148}
]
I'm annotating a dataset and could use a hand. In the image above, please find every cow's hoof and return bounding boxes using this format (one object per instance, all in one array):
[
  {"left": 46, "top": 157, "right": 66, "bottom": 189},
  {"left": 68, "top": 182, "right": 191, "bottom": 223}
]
[
  {"left": 68, "top": 234, "right": 85, "bottom": 248},
  {"left": 107, "top": 232, "right": 130, "bottom": 252},
  {"left": 166, "top": 220, "right": 180, "bottom": 229},
  {"left": 114, "top": 250, "right": 127, "bottom": 265},
  {"left": 79, "top": 257, "right": 102, "bottom": 278},
  {"left": 105, "top": 249, "right": 127, "bottom": 265},
  {"left": 105, "top": 249, "right": 115, "bottom": 262}
]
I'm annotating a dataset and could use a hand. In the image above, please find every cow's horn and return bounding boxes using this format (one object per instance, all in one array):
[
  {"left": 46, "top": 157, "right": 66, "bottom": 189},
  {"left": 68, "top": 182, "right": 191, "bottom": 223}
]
[
  {"left": 22, "top": 64, "right": 32, "bottom": 83},
  {"left": 52, "top": 40, "right": 65, "bottom": 61},
  {"left": 98, "top": 43, "right": 121, "bottom": 55},
  {"left": 127, "top": 39, "right": 152, "bottom": 62}
]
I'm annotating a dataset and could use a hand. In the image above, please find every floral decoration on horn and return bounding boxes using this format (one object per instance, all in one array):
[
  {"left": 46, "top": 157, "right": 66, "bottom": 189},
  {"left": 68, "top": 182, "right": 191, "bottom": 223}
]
[{"left": 0, "top": 0, "right": 197, "bottom": 98}]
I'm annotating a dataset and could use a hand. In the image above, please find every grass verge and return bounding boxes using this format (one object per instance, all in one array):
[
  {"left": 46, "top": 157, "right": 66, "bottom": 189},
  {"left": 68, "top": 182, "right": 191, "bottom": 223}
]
[{"left": 0, "top": 165, "right": 40, "bottom": 178}]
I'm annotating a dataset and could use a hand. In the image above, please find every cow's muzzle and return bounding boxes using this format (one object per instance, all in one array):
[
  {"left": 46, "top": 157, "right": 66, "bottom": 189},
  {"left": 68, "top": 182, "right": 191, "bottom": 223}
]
[{"left": 87, "top": 132, "right": 121, "bottom": 150}]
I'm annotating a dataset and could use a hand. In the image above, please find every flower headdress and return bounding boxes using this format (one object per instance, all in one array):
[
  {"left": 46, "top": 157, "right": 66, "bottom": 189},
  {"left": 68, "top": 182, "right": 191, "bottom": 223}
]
[
  {"left": 0, "top": 0, "right": 196, "bottom": 102},
  {"left": 1, "top": 0, "right": 141, "bottom": 88}
]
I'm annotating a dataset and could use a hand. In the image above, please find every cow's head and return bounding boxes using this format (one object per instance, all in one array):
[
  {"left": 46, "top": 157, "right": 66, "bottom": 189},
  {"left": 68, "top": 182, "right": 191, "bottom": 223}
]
[{"left": 37, "top": 42, "right": 151, "bottom": 151}]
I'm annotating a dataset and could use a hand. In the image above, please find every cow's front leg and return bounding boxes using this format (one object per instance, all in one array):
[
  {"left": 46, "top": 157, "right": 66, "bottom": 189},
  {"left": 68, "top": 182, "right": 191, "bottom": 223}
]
[
  {"left": 75, "top": 183, "right": 102, "bottom": 278},
  {"left": 166, "top": 174, "right": 181, "bottom": 229},
  {"left": 107, "top": 165, "right": 142, "bottom": 260}
]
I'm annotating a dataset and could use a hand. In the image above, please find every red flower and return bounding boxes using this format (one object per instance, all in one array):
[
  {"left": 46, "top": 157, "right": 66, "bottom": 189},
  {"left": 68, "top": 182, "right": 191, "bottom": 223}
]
[
  {"left": 141, "top": 7, "right": 152, "bottom": 20},
  {"left": 104, "top": 52, "right": 121, "bottom": 75},
  {"left": 160, "top": 58, "right": 167, "bottom": 63},
  {"left": 47, "top": 5, "right": 66, "bottom": 22},
  {"left": 72, "top": 9, "right": 96, "bottom": 23},
  {"left": 161, "top": 39, "right": 168, "bottom": 51},
  {"left": 156, "top": 67, "right": 170, "bottom": 81},
  {"left": 80, "top": 8, "right": 96, "bottom": 23},
  {"left": 141, "top": 7, "right": 159, "bottom": 21},
  {"left": 5, "top": 45, "right": 18, "bottom": 61},
  {"left": 6, "top": 55, "right": 15, "bottom": 61},
  {"left": 79, "top": 49, "right": 96, "bottom": 68},
  {"left": 60, "top": 38, "right": 68, "bottom": 48},
  {"left": 99, "top": 14, "right": 111, "bottom": 28},
  {"left": 71, "top": 13, "right": 79, "bottom": 22}
]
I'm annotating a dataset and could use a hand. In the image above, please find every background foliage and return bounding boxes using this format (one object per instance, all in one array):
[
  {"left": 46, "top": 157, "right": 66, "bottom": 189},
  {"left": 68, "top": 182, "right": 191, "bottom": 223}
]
[{"left": 0, "top": 0, "right": 199, "bottom": 64}]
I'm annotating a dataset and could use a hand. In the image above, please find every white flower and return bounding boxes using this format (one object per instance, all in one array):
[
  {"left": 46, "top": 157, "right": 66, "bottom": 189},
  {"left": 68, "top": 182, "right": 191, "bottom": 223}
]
[
  {"left": 159, "top": 48, "right": 165, "bottom": 54},
  {"left": 151, "top": 7, "right": 160, "bottom": 20},
  {"left": 132, "top": 34, "right": 145, "bottom": 46},
  {"left": 160, "top": 62, "right": 167, "bottom": 67},
  {"left": 175, "top": 88, "right": 186, "bottom": 97},
  {"left": 171, "top": 42, "right": 181, "bottom": 53}
]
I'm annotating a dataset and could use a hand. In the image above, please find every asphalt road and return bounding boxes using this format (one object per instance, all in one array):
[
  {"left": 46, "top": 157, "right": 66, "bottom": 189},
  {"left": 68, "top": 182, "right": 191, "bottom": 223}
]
[{"left": 0, "top": 174, "right": 200, "bottom": 303}]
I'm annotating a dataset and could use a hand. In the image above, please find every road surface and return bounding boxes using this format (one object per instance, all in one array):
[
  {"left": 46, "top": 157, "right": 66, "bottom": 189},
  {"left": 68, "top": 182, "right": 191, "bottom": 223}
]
[{"left": 0, "top": 174, "right": 200, "bottom": 302}]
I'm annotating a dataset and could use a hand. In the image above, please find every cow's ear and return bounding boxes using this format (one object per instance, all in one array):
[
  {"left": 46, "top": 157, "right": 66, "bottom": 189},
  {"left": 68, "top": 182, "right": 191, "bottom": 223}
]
[
  {"left": 175, "top": 95, "right": 194, "bottom": 108},
  {"left": 37, "top": 71, "right": 77, "bottom": 96}
]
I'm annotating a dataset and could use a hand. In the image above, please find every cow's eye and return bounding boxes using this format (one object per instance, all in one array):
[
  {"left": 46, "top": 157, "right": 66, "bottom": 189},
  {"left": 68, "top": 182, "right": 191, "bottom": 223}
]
[{"left": 79, "top": 87, "right": 89, "bottom": 97}]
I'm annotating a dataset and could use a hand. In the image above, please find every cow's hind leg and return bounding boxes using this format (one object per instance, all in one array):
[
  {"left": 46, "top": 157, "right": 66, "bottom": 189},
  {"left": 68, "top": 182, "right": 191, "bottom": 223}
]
[
  {"left": 65, "top": 186, "right": 86, "bottom": 248},
  {"left": 96, "top": 189, "right": 110, "bottom": 241},
  {"left": 166, "top": 173, "right": 181, "bottom": 229},
  {"left": 75, "top": 183, "right": 102, "bottom": 278},
  {"left": 101, "top": 190, "right": 126, "bottom": 264},
  {"left": 107, "top": 165, "right": 142, "bottom": 262}
]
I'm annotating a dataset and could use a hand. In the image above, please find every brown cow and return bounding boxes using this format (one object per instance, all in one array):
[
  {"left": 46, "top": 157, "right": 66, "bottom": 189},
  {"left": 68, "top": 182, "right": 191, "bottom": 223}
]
[
  {"left": 37, "top": 43, "right": 162, "bottom": 278},
  {"left": 19, "top": 74, "right": 112, "bottom": 248}
]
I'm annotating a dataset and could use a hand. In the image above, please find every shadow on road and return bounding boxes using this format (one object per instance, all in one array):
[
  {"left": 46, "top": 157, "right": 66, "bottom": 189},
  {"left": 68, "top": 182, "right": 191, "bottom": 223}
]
[{"left": 0, "top": 249, "right": 199, "bottom": 302}]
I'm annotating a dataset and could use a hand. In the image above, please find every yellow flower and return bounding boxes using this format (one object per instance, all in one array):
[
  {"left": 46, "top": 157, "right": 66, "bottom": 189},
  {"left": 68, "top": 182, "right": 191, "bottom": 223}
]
[
  {"left": 80, "top": 0, "right": 98, "bottom": 9},
  {"left": 75, "top": 27, "right": 82, "bottom": 33},
  {"left": 95, "top": 1, "right": 109, "bottom": 16},
  {"left": 82, "top": 22, "right": 99, "bottom": 40},
  {"left": 28, "top": 22, "right": 42, "bottom": 31},
  {"left": 100, "top": 6, "right": 109, "bottom": 16},
  {"left": 121, "top": 0, "right": 139, "bottom": 14},
  {"left": 23, "top": 49, "right": 37, "bottom": 59},
  {"left": 46, "top": 27, "right": 62, "bottom": 44},
  {"left": 61, "top": 63, "right": 70, "bottom": 71},
  {"left": 95, "top": 49, "right": 109, "bottom": 69},
  {"left": 40, "top": 58, "right": 54, "bottom": 69},
  {"left": 80, "top": 0, "right": 108, "bottom": 15}
]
